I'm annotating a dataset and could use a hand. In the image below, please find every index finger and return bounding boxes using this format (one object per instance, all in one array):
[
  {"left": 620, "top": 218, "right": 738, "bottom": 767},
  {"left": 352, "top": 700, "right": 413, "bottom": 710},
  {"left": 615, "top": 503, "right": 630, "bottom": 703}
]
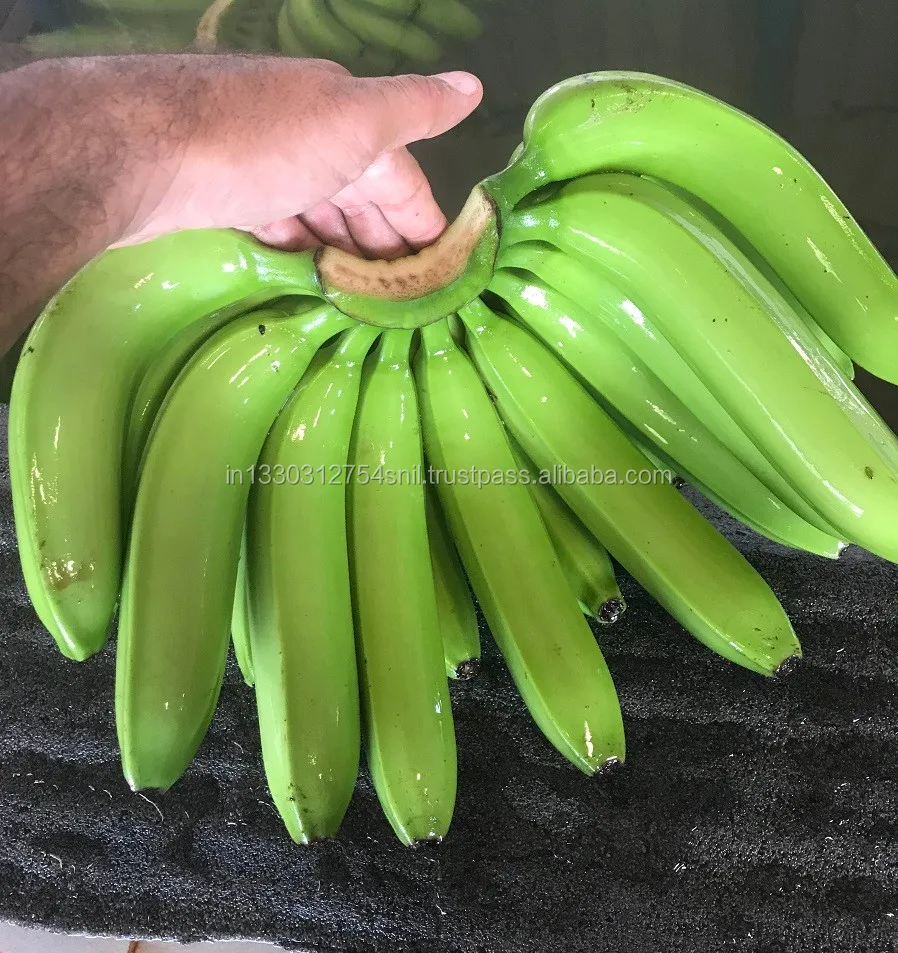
[{"left": 333, "top": 148, "right": 447, "bottom": 251}]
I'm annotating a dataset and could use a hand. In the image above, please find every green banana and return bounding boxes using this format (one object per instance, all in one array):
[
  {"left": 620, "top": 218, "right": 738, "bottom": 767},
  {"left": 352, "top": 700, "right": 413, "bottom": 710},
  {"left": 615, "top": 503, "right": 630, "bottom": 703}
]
[
  {"left": 283, "top": 0, "right": 398, "bottom": 72},
  {"left": 619, "top": 176, "right": 898, "bottom": 477},
  {"left": 359, "top": 0, "right": 417, "bottom": 16},
  {"left": 414, "top": 0, "right": 481, "bottom": 40},
  {"left": 248, "top": 323, "right": 379, "bottom": 843},
  {"left": 494, "top": 239, "right": 844, "bottom": 541},
  {"left": 230, "top": 327, "right": 336, "bottom": 692},
  {"left": 415, "top": 318, "right": 625, "bottom": 774},
  {"left": 458, "top": 297, "right": 801, "bottom": 676},
  {"left": 507, "top": 436, "right": 625, "bottom": 623},
  {"left": 276, "top": 2, "right": 319, "bottom": 55},
  {"left": 426, "top": 487, "right": 481, "bottom": 679},
  {"left": 8, "top": 230, "right": 317, "bottom": 661},
  {"left": 502, "top": 176, "right": 898, "bottom": 560},
  {"left": 116, "top": 303, "right": 351, "bottom": 792},
  {"left": 231, "top": 528, "right": 254, "bottom": 687},
  {"left": 123, "top": 304, "right": 277, "bottom": 503},
  {"left": 654, "top": 179, "right": 856, "bottom": 381},
  {"left": 487, "top": 266, "right": 846, "bottom": 559},
  {"left": 327, "top": 0, "right": 442, "bottom": 63},
  {"left": 213, "top": 0, "right": 281, "bottom": 51},
  {"left": 348, "top": 330, "right": 456, "bottom": 844},
  {"left": 486, "top": 71, "right": 898, "bottom": 382}
]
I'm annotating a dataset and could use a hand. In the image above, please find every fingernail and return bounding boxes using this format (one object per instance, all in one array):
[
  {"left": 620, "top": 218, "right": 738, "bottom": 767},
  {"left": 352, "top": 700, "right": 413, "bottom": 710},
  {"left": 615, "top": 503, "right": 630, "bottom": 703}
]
[{"left": 432, "top": 71, "right": 482, "bottom": 96}]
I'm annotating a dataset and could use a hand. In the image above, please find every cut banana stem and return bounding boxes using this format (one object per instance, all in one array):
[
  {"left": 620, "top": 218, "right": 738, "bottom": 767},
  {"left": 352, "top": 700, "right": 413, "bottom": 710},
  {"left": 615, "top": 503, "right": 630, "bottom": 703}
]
[
  {"left": 495, "top": 240, "right": 844, "bottom": 541},
  {"left": 488, "top": 268, "right": 846, "bottom": 559},
  {"left": 506, "top": 436, "right": 625, "bottom": 624},
  {"left": 459, "top": 298, "right": 801, "bottom": 676},
  {"left": 489, "top": 71, "right": 898, "bottom": 382},
  {"left": 348, "top": 329, "right": 456, "bottom": 845},
  {"left": 231, "top": 528, "right": 254, "bottom": 687},
  {"left": 416, "top": 318, "right": 625, "bottom": 774},
  {"left": 503, "top": 179, "right": 898, "bottom": 561},
  {"left": 426, "top": 486, "right": 481, "bottom": 679},
  {"left": 317, "top": 186, "right": 498, "bottom": 328},
  {"left": 248, "top": 323, "right": 379, "bottom": 843},
  {"left": 116, "top": 304, "right": 351, "bottom": 792},
  {"left": 8, "top": 230, "right": 318, "bottom": 661}
]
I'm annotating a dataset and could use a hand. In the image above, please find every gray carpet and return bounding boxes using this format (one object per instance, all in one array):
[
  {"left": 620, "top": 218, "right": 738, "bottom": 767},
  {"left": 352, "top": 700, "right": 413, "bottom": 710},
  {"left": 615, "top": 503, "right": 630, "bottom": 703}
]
[{"left": 1, "top": 404, "right": 897, "bottom": 952}]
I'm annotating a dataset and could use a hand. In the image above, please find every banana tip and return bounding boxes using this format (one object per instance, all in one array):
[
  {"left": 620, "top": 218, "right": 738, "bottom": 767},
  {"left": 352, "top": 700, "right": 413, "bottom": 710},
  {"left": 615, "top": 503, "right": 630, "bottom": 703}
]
[
  {"left": 454, "top": 658, "right": 481, "bottom": 680},
  {"left": 774, "top": 653, "right": 802, "bottom": 679},
  {"left": 597, "top": 598, "right": 626, "bottom": 625},
  {"left": 596, "top": 755, "right": 623, "bottom": 778}
]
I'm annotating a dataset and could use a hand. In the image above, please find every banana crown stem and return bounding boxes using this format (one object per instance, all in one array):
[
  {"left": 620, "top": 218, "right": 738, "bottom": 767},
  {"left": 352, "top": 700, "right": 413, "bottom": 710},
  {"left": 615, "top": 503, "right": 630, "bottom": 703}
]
[{"left": 316, "top": 187, "right": 499, "bottom": 329}]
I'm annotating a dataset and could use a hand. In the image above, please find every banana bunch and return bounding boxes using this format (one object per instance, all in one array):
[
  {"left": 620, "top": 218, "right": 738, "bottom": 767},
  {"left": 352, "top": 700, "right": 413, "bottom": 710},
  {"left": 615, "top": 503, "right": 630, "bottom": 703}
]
[
  {"left": 194, "top": 0, "right": 484, "bottom": 67},
  {"left": 275, "top": 0, "right": 483, "bottom": 70},
  {"left": 9, "top": 71, "right": 898, "bottom": 845}
]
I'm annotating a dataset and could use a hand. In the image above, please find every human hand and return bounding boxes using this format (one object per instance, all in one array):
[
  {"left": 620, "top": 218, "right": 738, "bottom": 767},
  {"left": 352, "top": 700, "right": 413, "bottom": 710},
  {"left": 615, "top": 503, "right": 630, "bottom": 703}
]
[
  {"left": 120, "top": 57, "right": 483, "bottom": 260},
  {"left": 0, "top": 54, "right": 481, "bottom": 350}
]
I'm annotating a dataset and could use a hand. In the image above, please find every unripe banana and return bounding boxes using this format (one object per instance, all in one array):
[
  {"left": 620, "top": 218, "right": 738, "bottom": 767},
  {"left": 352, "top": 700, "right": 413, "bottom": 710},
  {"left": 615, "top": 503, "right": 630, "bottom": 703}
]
[
  {"left": 231, "top": 529, "right": 254, "bottom": 687},
  {"left": 426, "top": 487, "right": 481, "bottom": 679},
  {"left": 653, "top": 179, "right": 856, "bottom": 381},
  {"left": 8, "top": 230, "right": 316, "bottom": 661},
  {"left": 282, "top": 0, "right": 398, "bottom": 72},
  {"left": 328, "top": 0, "right": 442, "bottom": 63},
  {"left": 348, "top": 330, "right": 456, "bottom": 844},
  {"left": 503, "top": 176, "right": 898, "bottom": 561},
  {"left": 489, "top": 71, "right": 898, "bottom": 382},
  {"left": 494, "top": 240, "right": 843, "bottom": 541},
  {"left": 248, "top": 324, "right": 380, "bottom": 842},
  {"left": 124, "top": 304, "right": 283, "bottom": 505},
  {"left": 415, "top": 0, "right": 481, "bottom": 40},
  {"left": 487, "top": 266, "right": 846, "bottom": 559},
  {"left": 415, "top": 318, "right": 625, "bottom": 774},
  {"left": 459, "top": 298, "right": 801, "bottom": 676},
  {"left": 117, "top": 303, "right": 351, "bottom": 792},
  {"left": 506, "top": 436, "right": 625, "bottom": 623}
]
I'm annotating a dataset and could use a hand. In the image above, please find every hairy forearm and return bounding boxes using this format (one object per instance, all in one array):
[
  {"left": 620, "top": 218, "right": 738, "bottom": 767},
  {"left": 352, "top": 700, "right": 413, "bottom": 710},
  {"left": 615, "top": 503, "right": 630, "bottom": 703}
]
[{"left": 0, "top": 55, "right": 206, "bottom": 354}]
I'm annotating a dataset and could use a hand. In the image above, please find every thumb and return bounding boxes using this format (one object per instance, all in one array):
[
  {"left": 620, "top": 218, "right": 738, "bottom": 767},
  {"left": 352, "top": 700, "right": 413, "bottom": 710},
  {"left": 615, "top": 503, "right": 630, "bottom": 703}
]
[{"left": 353, "top": 71, "right": 483, "bottom": 154}]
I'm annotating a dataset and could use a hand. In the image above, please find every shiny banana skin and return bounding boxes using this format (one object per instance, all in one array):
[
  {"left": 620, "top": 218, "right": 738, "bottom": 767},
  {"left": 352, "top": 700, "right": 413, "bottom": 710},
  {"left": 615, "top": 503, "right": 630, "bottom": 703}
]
[
  {"left": 123, "top": 304, "right": 285, "bottom": 504},
  {"left": 618, "top": 175, "right": 898, "bottom": 479},
  {"left": 116, "top": 304, "right": 351, "bottom": 792},
  {"left": 415, "top": 318, "right": 625, "bottom": 774},
  {"left": 425, "top": 486, "right": 481, "bottom": 679},
  {"left": 231, "top": 529, "right": 254, "bottom": 687},
  {"left": 488, "top": 71, "right": 898, "bottom": 382},
  {"left": 248, "top": 324, "right": 379, "bottom": 843},
  {"left": 494, "top": 239, "right": 844, "bottom": 542},
  {"left": 348, "top": 330, "right": 456, "bottom": 844},
  {"left": 328, "top": 0, "right": 441, "bottom": 63},
  {"left": 458, "top": 298, "right": 801, "bottom": 676},
  {"left": 487, "top": 267, "right": 846, "bottom": 559},
  {"left": 503, "top": 178, "right": 898, "bottom": 562},
  {"left": 8, "top": 230, "right": 317, "bottom": 661},
  {"left": 655, "top": 180, "right": 855, "bottom": 381},
  {"left": 507, "top": 436, "right": 625, "bottom": 623}
]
